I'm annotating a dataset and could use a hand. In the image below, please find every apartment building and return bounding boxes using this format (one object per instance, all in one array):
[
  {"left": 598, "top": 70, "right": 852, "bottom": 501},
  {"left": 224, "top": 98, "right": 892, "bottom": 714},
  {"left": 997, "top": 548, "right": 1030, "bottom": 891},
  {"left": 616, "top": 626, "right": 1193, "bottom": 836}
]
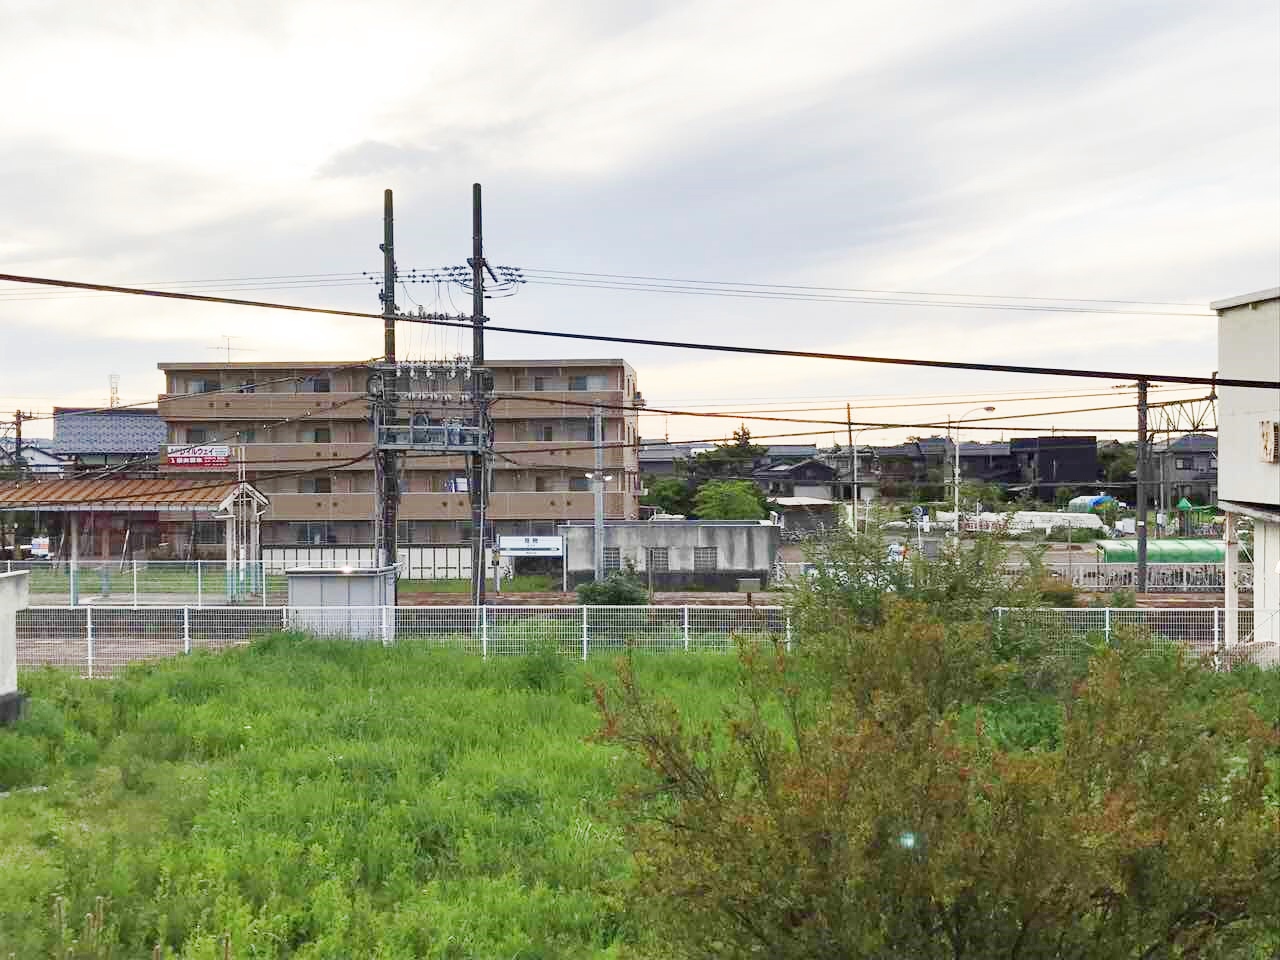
[{"left": 156, "top": 359, "right": 641, "bottom": 550}]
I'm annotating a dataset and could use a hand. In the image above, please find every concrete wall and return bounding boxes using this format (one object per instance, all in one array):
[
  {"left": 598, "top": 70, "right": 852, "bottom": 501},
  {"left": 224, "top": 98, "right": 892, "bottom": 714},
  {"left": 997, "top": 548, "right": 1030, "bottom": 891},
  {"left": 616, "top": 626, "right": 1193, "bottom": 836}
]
[
  {"left": 1217, "top": 297, "right": 1280, "bottom": 506},
  {"left": 1, "top": 570, "right": 30, "bottom": 721},
  {"left": 559, "top": 522, "right": 779, "bottom": 580},
  {"left": 1253, "top": 520, "right": 1279, "bottom": 645}
]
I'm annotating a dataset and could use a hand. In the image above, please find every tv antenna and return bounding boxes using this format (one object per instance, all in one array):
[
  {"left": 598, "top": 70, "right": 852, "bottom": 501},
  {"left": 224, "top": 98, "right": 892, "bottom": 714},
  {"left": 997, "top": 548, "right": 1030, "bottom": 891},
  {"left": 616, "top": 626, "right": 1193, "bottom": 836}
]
[{"left": 208, "top": 335, "right": 252, "bottom": 363}]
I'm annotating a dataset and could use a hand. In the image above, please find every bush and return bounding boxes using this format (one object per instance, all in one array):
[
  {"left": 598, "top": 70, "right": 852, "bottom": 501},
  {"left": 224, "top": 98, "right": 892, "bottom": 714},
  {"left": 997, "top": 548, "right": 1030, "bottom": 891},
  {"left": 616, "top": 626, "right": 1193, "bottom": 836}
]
[
  {"left": 0, "top": 731, "right": 45, "bottom": 789},
  {"left": 576, "top": 571, "right": 648, "bottom": 605}
]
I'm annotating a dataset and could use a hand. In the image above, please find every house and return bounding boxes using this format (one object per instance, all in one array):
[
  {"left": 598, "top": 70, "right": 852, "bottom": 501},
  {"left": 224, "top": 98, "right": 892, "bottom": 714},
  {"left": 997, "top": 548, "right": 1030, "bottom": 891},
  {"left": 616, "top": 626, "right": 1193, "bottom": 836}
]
[
  {"left": 1009, "top": 436, "right": 1099, "bottom": 500},
  {"left": 49, "top": 407, "right": 167, "bottom": 471},
  {"left": 0, "top": 438, "right": 67, "bottom": 475},
  {"left": 752, "top": 458, "right": 836, "bottom": 498},
  {"left": 957, "top": 441, "right": 1020, "bottom": 486},
  {"left": 1151, "top": 433, "right": 1217, "bottom": 507},
  {"left": 1212, "top": 287, "right": 1280, "bottom": 648},
  {"left": 638, "top": 440, "right": 715, "bottom": 476}
]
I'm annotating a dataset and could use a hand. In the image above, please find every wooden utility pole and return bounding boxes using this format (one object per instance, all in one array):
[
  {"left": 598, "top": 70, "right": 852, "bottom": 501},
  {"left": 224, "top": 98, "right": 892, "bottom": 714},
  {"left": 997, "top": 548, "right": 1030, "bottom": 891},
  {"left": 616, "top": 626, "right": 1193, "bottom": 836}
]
[{"left": 1136, "top": 380, "right": 1149, "bottom": 594}]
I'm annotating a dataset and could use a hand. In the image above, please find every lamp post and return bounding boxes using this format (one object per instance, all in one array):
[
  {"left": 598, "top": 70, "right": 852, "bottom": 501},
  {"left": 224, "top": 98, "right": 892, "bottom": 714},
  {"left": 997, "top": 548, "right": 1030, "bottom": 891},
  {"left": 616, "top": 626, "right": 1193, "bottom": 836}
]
[
  {"left": 585, "top": 472, "right": 614, "bottom": 581},
  {"left": 850, "top": 427, "right": 873, "bottom": 535},
  {"left": 952, "top": 406, "right": 996, "bottom": 541}
]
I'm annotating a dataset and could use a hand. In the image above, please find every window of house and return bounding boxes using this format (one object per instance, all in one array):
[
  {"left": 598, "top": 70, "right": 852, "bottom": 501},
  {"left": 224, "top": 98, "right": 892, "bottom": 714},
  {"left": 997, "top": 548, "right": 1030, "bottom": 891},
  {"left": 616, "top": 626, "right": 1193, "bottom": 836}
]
[
  {"left": 191, "top": 379, "right": 220, "bottom": 394},
  {"left": 238, "top": 429, "right": 255, "bottom": 443},
  {"left": 647, "top": 547, "right": 669, "bottom": 572},
  {"left": 603, "top": 547, "right": 621, "bottom": 572},
  {"left": 569, "top": 375, "right": 588, "bottom": 391},
  {"left": 534, "top": 377, "right": 546, "bottom": 392},
  {"left": 192, "top": 520, "right": 224, "bottom": 545},
  {"left": 535, "top": 476, "right": 550, "bottom": 492},
  {"left": 310, "top": 427, "right": 331, "bottom": 443},
  {"left": 569, "top": 476, "right": 591, "bottom": 492},
  {"left": 186, "top": 428, "right": 208, "bottom": 444},
  {"left": 301, "top": 476, "right": 332, "bottom": 494},
  {"left": 1174, "top": 457, "right": 1192, "bottom": 470},
  {"left": 309, "top": 376, "right": 331, "bottom": 393},
  {"left": 541, "top": 425, "right": 554, "bottom": 442},
  {"left": 694, "top": 546, "right": 718, "bottom": 572},
  {"left": 293, "top": 522, "right": 337, "bottom": 544}
]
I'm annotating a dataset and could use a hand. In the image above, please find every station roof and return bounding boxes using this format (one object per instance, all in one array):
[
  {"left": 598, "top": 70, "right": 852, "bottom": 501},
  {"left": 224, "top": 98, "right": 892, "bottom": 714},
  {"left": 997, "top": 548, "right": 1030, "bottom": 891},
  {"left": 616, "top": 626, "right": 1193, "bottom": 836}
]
[{"left": 0, "top": 478, "right": 267, "bottom": 513}]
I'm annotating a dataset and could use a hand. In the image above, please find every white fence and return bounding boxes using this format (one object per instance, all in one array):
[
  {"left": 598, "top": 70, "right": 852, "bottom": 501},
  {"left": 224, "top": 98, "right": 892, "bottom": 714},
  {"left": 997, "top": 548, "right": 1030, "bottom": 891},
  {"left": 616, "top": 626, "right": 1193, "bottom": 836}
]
[
  {"left": 3, "top": 559, "right": 280, "bottom": 607},
  {"left": 15, "top": 605, "right": 791, "bottom": 677},
  {"left": 993, "top": 607, "right": 1279, "bottom": 661},
  {"left": 774, "top": 561, "right": 1253, "bottom": 593}
]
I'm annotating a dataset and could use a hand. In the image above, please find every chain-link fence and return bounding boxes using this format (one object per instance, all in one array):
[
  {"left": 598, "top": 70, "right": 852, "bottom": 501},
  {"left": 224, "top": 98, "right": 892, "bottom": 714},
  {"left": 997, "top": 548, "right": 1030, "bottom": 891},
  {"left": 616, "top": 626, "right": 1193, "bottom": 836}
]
[{"left": 14, "top": 604, "right": 791, "bottom": 676}]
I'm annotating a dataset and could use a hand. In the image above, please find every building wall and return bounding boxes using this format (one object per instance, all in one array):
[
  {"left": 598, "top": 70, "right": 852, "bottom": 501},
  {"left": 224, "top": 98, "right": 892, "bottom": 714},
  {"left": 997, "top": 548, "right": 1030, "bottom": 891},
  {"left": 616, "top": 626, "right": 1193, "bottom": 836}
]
[
  {"left": 1217, "top": 297, "right": 1280, "bottom": 507},
  {"left": 559, "top": 521, "right": 779, "bottom": 585},
  {"left": 157, "top": 359, "right": 641, "bottom": 547}
]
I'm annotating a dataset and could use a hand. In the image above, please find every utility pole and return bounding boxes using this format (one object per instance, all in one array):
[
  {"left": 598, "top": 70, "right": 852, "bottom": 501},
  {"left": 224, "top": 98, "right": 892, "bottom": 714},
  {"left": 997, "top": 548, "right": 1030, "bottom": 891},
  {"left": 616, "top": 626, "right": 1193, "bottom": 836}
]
[
  {"left": 379, "top": 189, "right": 400, "bottom": 589},
  {"left": 1136, "top": 380, "right": 1149, "bottom": 594},
  {"left": 593, "top": 405, "right": 605, "bottom": 581},
  {"left": 846, "top": 403, "right": 855, "bottom": 533},
  {"left": 470, "top": 183, "right": 487, "bottom": 606}
]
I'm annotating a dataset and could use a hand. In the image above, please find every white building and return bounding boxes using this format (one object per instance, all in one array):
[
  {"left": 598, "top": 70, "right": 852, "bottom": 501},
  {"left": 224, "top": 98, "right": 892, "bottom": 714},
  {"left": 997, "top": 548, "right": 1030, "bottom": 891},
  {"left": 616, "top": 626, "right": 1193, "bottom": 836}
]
[{"left": 1212, "top": 288, "right": 1280, "bottom": 647}]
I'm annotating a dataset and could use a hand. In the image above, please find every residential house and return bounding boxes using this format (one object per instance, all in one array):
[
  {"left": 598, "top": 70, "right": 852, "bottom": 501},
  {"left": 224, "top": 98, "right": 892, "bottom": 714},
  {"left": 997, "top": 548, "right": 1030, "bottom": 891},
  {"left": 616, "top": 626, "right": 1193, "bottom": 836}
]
[
  {"left": 49, "top": 407, "right": 167, "bottom": 471},
  {"left": 0, "top": 438, "right": 66, "bottom": 475},
  {"left": 1212, "top": 287, "right": 1280, "bottom": 647},
  {"left": 1009, "top": 436, "right": 1099, "bottom": 500},
  {"left": 752, "top": 458, "right": 836, "bottom": 498},
  {"left": 1151, "top": 433, "right": 1217, "bottom": 507}
]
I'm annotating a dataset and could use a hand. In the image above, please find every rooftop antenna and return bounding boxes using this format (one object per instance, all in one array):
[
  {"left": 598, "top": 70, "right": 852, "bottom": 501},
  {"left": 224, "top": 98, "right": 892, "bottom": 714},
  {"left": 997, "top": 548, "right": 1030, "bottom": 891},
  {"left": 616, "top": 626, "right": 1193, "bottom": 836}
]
[
  {"left": 208, "top": 335, "right": 251, "bottom": 363},
  {"left": 108, "top": 374, "right": 120, "bottom": 408}
]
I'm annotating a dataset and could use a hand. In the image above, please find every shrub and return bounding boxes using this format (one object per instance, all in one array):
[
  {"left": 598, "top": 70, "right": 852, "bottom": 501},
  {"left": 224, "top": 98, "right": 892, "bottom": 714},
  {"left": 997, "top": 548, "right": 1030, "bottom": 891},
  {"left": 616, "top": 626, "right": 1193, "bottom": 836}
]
[{"left": 576, "top": 571, "right": 648, "bottom": 605}]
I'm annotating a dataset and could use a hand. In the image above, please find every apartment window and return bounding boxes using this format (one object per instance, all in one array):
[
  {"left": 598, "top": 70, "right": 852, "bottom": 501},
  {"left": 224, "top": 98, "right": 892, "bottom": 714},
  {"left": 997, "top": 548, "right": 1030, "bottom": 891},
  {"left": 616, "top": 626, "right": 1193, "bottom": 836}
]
[
  {"left": 569, "top": 476, "right": 590, "bottom": 492},
  {"left": 310, "top": 427, "right": 331, "bottom": 443},
  {"left": 694, "top": 546, "right": 718, "bottom": 572},
  {"left": 647, "top": 547, "right": 669, "bottom": 572},
  {"left": 603, "top": 547, "right": 621, "bottom": 572},
  {"left": 191, "top": 379, "right": 220, "bottom": 394},
  {"left": 238, "top": 380, "right": 255, "bottom": 394},
  {"left": 238, "top": 429, "right": 255, "bottom": 443},
  {"left": 308, "top": 376, "right": 331, "bottom": 393},
  {"left": 301, "top": 476, "right": 332, "bottom": 494},
  {"left": 185, "top": 428, "right": 208, "bottom": 444},
  {"left": 569, "top": 375, "right": 588, "bottom": 391},
  {"left": 535, "top": 476, "right": 550, "bottom": 492},
  {"left": 293, "top": 521, "right": 337, "bottom": 545},
  {"left": 569, "top": 374, "right": 608, "bottom": 391},
  {"left": 1174, "top": 457, "right": 1192, "bottom": 470},
  {"left": 541, "top": 425, "right": 554, "bottom": 442},
  {"left": 534, "top": 377, "right": 546, "bottom": 392}
]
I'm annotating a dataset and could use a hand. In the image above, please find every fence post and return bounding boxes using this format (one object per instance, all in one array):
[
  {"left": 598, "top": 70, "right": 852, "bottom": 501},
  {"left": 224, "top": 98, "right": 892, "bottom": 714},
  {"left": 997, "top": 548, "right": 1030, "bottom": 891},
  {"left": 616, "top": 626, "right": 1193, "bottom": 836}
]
[
  {"left": 282, "top": 606, "right": 288, "bottom": 632},
  {"left": 1212, "top": 608, "right": 1221, "bottom": 663},
  {"left": 785, "top": 611, "right": 792, "bottom": 653},
  {"left": 381, "top": 605, "right": 391, "bottom": 647},
  {"left": 132, "top": 560, "right": 138, "bottom": 608},
  {"left": 85, "top": 606, "right": 94, "bottom": 680},
  {"left": 1104, "top": 608, "right": 1112, "bottom": 646},
  {"left": 481, "top": 606, "right": 488, "bottom": 660},
  {"left": 582, "top": 606, "right": 590, "bottom": 660},
  {"left": 682, "top": 606, "right": 690, "bottom": 653},
  {"left": 196, "top": 562, "right": 203, "bottom": 608},
  {"left": 183, "top": 605, "right": 192, "bottom": 655}
]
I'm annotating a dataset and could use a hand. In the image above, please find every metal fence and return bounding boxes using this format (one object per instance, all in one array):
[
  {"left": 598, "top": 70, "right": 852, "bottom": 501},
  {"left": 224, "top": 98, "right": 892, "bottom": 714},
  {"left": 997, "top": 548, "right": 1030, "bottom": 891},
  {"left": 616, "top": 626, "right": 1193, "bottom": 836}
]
[
  {"left": 15, "top": 604, "right": 791, "bottom": 677},
  {"left": 993, "top": 607, "right": 1279, "bottom": 662},
  {"left": 775, "top": 560, "right": 1253, "bottom": 593},
  {"left": 3, "top": 559, "right": 283, "bottom": 607}
]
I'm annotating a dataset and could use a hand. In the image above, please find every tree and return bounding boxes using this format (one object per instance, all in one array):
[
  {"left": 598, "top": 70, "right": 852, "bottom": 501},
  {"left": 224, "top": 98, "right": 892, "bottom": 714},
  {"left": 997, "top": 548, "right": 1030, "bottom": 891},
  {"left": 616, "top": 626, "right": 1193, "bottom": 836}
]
[
  {"left": 683, "top": 425, "right": 767, "bottom": 483},
  {"left": 595, "top": 542, "right": 1280, "bottom": 958},
  {"left": 693, "top": 479, "right": 767, "bottom": 520},
  {"left": 640, "top": 475, "right": 693, "bottom": 516},
  {"left": 1099, "top": 440, "right": 1137, "bottom": 483}
]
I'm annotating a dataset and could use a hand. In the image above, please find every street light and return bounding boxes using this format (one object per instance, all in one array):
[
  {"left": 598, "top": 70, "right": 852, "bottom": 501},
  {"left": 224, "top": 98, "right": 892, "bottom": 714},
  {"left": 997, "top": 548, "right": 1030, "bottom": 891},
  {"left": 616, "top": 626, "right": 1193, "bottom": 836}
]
[
  {"left": 850, "top": 427, "right": 874, "bottom": 535},
  {"left": 585, "top": 472, "right": 615, "bottom": 581},
  {"left": 952, "top": 406, "right": 996, "bottom": 540}
]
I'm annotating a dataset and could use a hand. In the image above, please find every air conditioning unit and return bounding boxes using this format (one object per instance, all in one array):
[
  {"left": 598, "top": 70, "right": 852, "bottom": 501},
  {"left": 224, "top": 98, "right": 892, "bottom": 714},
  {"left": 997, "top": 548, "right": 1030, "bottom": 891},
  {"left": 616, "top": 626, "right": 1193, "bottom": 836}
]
[{"left": 1262, "top": 420, "right": 1280, "bottom": 463}]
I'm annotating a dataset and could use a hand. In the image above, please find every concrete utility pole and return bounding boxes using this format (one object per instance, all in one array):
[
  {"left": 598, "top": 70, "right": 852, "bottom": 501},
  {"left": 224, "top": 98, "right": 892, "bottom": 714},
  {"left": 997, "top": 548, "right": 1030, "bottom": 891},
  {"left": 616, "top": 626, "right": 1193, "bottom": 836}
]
[
  {"left": 1136, "top": 379, "right": 1149, "bottom": 594},
  {"left": 846, "top": 403, "right": 855, "bottom": 532},
  {"left": 470, "top": 183, "right": 488, "bottom": 606},
  {"left": 379, "top": 189, "right": 400, "bottom": 593},
  {"left": 593, "top": 405, "right": 605, "bottom": 581}
]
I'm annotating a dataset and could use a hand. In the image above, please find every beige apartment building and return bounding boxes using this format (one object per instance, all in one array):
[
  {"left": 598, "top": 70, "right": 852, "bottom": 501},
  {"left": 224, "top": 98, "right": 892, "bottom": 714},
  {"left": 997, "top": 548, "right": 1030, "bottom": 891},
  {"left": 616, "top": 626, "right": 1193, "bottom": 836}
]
[{"left": 156, "top": 359, "right": 641, "bottom": 549}]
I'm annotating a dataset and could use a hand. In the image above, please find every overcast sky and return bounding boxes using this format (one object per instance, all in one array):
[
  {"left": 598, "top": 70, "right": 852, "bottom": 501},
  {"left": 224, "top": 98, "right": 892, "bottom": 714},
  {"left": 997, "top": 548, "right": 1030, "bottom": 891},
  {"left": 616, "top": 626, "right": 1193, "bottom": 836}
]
[{"left": 2, "top": 0, "right": 1277, "bottom": 445}]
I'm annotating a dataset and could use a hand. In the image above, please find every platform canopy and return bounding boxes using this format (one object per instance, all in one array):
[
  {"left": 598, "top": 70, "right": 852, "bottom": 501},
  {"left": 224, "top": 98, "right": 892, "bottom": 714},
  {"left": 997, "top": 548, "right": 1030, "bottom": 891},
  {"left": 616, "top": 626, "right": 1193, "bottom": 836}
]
[{"left": 0, "top": 477, "right": 267, "bottom": 513}]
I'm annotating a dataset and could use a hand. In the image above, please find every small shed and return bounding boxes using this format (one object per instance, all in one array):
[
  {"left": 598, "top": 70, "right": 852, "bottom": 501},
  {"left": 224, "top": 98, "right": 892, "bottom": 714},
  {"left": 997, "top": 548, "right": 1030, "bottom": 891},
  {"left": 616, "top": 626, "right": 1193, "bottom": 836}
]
[{"left": 285, "top": 567, "right": 397, "bottom": 641}]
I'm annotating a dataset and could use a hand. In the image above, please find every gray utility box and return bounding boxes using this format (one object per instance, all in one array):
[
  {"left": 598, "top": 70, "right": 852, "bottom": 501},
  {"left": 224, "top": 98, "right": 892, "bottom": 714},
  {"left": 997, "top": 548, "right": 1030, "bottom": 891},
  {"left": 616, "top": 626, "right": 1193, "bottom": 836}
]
[{"left": 285, "top": 567, "right": 397, "bottom": 641}]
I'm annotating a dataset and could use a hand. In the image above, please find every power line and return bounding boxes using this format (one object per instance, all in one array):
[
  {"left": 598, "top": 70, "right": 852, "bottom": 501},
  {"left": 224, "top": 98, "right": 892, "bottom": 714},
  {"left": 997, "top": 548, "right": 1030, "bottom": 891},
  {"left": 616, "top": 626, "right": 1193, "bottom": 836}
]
[
  {"left": 1, "top": 273, "right": 1273, "bottom": 389},
  {"left": 516, "top": 267, "right": 1209, "bottom": 309}
]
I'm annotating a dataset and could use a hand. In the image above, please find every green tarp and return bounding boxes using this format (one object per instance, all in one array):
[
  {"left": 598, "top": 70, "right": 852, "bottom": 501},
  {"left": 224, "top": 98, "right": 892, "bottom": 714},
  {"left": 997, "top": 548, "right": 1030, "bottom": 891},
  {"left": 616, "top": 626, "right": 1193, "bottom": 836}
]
[{"left": 1095, "top": 539, "right": 1229, "bottom": 564}]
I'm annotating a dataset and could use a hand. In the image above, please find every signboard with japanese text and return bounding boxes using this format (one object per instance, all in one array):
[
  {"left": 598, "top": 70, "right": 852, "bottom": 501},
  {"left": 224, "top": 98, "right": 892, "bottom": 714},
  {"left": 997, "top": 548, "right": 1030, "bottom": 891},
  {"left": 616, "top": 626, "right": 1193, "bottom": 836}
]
[
  {"left": 497, "top": 535, "right": 564, "bottom": 557},
  {"left": 166, "top": 445, "right": 232, "bottom": 467}
]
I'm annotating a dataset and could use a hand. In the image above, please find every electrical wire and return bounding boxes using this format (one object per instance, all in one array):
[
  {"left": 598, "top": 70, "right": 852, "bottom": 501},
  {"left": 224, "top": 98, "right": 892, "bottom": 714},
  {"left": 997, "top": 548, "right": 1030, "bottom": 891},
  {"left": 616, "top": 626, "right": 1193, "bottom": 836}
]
[{"left": 1, "top": 273, "right": 1270, "bottom": 389}]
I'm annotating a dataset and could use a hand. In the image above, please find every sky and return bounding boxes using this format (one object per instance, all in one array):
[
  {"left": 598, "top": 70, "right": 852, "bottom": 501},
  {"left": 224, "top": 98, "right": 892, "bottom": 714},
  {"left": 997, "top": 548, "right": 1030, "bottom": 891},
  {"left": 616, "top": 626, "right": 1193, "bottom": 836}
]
[{"left": 2, "top": 0, "right": 1278, "bottom": 446}]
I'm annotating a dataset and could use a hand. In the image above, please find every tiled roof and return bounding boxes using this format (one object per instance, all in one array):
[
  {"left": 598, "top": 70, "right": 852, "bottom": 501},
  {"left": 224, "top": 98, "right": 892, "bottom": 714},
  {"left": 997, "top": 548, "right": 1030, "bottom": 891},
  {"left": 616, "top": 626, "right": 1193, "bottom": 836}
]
[
  {"left": 0, "top": 477, "right": 244, "bottom": 510},
  {"left": 50, "top": 408, "right": 167, "bottom": 455}
]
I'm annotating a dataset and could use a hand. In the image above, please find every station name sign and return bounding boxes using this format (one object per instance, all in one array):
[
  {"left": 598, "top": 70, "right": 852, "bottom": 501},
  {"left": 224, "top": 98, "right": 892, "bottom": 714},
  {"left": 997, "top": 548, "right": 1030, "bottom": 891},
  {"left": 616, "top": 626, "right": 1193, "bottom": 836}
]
[{"left": 496, "top": 535, "right": 563, "bottom": 557}]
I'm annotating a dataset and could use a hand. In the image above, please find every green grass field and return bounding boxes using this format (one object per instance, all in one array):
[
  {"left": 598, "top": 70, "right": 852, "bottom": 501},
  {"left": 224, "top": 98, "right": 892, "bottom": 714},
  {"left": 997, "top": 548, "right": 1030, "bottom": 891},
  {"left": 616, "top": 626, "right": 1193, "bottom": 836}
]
[{"left": 0, "top": 636, "right": 740, "bottom": 958}]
